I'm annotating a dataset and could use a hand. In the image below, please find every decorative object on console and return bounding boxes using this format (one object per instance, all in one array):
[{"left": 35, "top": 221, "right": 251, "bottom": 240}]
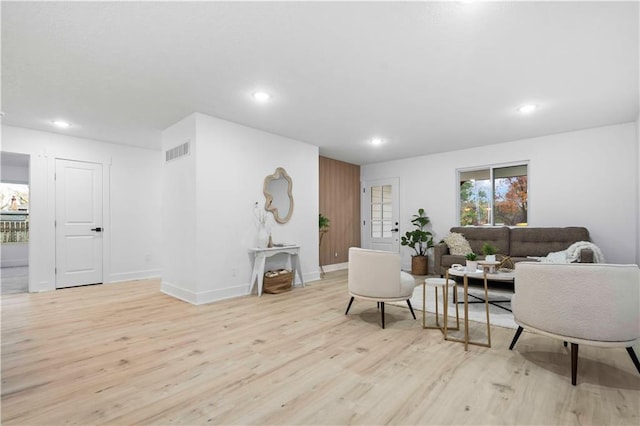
[
  {"left": 254, "top": 201, "right": 272, "bottom": 248},
  {"left": 442, "top": 232, "right": 473, "bottom": 256},
  {"left": 263, "top": 167, "right": 294, "bottom": 224},
  {"left": 400, "top": 208, "right": 434, "bottom": 275}
]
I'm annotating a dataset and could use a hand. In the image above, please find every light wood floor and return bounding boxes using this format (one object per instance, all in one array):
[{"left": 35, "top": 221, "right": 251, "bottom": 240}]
[{"left": 2, "top": 270, "right": 639, "bottom": 425}]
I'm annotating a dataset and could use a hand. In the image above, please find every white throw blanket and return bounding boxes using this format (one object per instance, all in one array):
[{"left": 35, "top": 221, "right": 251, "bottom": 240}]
[{"left": 537, "top": 241, "right": 605, "bottom": 263}]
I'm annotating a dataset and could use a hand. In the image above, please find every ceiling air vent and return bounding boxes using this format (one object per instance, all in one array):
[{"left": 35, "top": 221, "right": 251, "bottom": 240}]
[{"left": 165, "top": 140, "right": 191, "bottom": 162}]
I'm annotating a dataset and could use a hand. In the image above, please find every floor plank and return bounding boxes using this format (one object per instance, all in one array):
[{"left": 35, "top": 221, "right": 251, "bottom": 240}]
[{"left": 2, "top": 270, "right": 639, "bottom": 425}]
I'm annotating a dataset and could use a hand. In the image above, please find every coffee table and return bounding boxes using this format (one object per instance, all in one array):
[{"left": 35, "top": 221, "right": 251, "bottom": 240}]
[{"left": 445, "top": 267, "right": 515, "bottom": 350}]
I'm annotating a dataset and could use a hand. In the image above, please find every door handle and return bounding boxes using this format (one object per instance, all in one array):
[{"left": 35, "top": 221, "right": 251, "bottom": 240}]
[
  {"left": 390, "top": 228, "right": 399, "bottom": 232},
  {"left": 91, "top": 227, "right": 103, "bottom": 232}
]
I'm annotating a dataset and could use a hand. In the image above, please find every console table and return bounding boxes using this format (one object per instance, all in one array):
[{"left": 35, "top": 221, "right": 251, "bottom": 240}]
[{"left": 249, "top": 245, "right": 304, "bottom": 296}]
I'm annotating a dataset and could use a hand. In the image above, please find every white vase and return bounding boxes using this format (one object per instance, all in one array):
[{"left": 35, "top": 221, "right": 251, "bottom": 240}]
[
  {"left": 466, "top": 260, "right": 478, "bottom": 272},
  {"left": 257, "top": 226, "right": 269, "bottom": 248}
]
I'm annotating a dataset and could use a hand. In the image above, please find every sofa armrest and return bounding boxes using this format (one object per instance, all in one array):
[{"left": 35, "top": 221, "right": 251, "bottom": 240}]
[
  {"left": 579, "top": 248, "right": 594, "bottom": 263},
  {"left": 433, "top": 242, "right": 449, "bottom": 277}
]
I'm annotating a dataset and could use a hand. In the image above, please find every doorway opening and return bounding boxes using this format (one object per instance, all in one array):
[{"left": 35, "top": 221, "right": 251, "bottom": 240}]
[{"left": 1, "top": 152, "right": 30, "bottom": 294}]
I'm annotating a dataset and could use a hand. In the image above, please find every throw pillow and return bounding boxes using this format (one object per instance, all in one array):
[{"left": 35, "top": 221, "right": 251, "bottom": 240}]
[{"left": 443, "top": 232, "right": 473, "bottom": 256}]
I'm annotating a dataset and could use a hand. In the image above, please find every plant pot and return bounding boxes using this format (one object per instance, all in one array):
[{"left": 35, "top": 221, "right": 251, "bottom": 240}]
[
  {"left": 485, "top": 254, "right": 496, "bottom": 263},
  {"left": 411, "top": 255, "right": 428, "bottom": 275},
  {"left": 466, "top": 260, "right": 478, "bottom": 272}
]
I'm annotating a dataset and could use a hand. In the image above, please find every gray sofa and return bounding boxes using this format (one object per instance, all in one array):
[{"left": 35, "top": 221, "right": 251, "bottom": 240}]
[{"left": 433, "top": 226, "right": 594, "bottom": 276}]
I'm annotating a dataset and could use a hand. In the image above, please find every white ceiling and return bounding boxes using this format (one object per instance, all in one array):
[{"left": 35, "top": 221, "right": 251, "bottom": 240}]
[{"left": 2, "top": 1, "right": 638, "bottom": 165}]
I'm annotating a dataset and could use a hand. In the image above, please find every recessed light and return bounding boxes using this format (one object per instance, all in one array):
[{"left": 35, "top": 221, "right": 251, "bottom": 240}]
[
  {"left": 370, "top": 138, "right": 384, "bottom": 146},
  {"left": 517, "top": 104, "right": 537, "bottom": 114},
  {"left": 252, "top": 91, "right": 271, "bottom": 102},
  {"left": 52, "top": 120, "right": 71, "bottom": 128}
]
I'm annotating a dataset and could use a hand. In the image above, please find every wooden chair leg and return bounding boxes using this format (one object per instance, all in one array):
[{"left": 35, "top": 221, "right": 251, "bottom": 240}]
[
  {"left": 345, "top": 296, "right": 354, "bottom": 315},
  {"left": 626, "top": 347, "right": 640, "bottom": 374},
  {"left": 509, "top": 326, "right": 524, "bottom": 350},
  {"left": 571, "top": 343, "right": 579, "bottom": 386},
  {"left": 380, "top": 302, "right": 385, "bottom": 329},
  {"left": 406, "top": 299, "right": 416, "bottom": 320}
]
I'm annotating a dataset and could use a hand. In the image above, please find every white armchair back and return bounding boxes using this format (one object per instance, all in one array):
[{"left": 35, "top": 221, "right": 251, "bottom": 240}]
[
  {"left": 348, "top": 247, "right": 414, "bottom": 300},
  {"left": 513, "top": 262, "right": 639, "bottom": 344}
]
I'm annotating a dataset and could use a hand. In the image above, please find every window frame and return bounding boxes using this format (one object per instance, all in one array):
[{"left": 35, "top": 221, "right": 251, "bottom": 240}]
[{"left": 456, "top": 161, "right": 529, "bottom": 227}]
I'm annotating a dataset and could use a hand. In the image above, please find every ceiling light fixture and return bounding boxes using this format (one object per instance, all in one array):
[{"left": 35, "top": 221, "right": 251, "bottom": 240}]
[
  {"left": 252, "top": 91, "right": 271, "bottom": 102},
  {"left": 517, "top": 104, "right": 537, "bottom": 114},
  {"left": 52, "top": 120, "right": 71, "bottom": 128},
  {"left": 370, "top": 138, "right": 384, "bottom": 146}
]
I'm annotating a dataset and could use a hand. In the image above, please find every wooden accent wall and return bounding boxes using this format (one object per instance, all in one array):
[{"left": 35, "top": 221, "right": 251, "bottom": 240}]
[{"left": 319, "top": 156, "right": 360, "bottom": 266}]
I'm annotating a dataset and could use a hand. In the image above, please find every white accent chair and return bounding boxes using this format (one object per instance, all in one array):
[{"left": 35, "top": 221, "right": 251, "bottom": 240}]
[
  {"left": 509, "top": 262, "right": 640, "bottom": 385},
  {"left": 345, "top": 247, "right": 417, "bottom": 329}
]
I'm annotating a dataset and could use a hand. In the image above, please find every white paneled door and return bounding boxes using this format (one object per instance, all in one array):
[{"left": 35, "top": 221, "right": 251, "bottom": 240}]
[
  {"left": 362, "top": 178, "right": 400, "bottom": 253},
  {"left": 55, "top": 159, "right": 103, "bottom": 288}
]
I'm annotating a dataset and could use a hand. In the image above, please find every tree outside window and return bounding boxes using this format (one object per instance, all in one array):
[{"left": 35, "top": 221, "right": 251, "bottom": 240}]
[{"left": 459, "top": 164, "right": 527, "bottom": 226}]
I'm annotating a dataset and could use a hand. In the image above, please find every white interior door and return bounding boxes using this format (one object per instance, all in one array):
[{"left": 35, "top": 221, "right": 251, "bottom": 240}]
[
  {"left": 55, "top": 159, "right": 103, "bottom": 288},
  {"left": 362, "top": 178, "right": 400, "bottom": 253}
]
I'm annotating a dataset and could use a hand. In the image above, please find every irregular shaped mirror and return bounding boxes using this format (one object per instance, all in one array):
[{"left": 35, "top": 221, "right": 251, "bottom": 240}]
[{"left": 264, "top": 167, "right": 294, "bottom": 224}]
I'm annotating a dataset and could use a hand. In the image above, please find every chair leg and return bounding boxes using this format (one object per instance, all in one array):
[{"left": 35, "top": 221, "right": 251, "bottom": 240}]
[
  {"left": 571, "top": 343, "right": 579, "bottom": 386},
  {"left": 381, "top": 302, "right": 385, "bottom": 329},
  {"left": 626, "top": 347, "right": 640, "bottom": 374},
  {"left": 509, "top": 326, "right": 524, "bottom": 350},
  {"left": 345, "top": 296, "right": 354, "bottom": 315},
  {"left": 406, "top": 299, "right": 416, "bottom": 320}
]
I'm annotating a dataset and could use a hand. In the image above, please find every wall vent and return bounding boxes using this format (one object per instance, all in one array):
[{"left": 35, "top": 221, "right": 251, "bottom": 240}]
[{"left": 165, "top": 140, "right": 190, "bottom": 162}]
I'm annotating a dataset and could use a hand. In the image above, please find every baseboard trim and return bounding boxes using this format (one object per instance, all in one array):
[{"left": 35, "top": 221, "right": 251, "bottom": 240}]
[
  {"left": 108, "top": 269, "right": 161, "bottom": 283},
  {"left": 1, "top": 259, "right": 29, "bottom": 268},
  {"left": 321, "top": 262, "right": 348, "bottom": 273},
  {"left": 161, "top": 280, "right": 249, "bottom": 305}
]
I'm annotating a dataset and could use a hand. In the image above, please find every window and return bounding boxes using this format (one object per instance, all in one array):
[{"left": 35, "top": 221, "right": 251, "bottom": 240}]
[
  {"left": 370, "top": 184, "right": 393, "bottom": 238},
  {"left": 458, "top": 164, "right": 528, "bottom": 226}
]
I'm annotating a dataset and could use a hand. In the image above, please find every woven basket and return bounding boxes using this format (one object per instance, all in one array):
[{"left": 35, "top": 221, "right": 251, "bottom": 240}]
[
  {"left": 497, "top": 254, "right": 515, "bottom": 271},
  {"left": 263, "top": 269, "right": 293, "bottom": 294}
]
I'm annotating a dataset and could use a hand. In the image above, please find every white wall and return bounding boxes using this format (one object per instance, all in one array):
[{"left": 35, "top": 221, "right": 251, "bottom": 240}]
[
  {"left": 161, "top": 113, "right": 320, "bottom": 304},
  {"left": 1, "top": 159, "right": 29, "bottom": 183},
  {"left": 1, "top": 125, "right": 162, "bottom": 291},
  {"left": 637, "top": 114, "right": 640, "bottom": 266},
  {"left": 362, "top": 122, "right": 639, "bottom": 267}
]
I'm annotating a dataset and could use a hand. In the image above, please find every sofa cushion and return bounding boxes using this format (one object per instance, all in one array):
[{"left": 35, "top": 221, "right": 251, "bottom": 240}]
[
  {"left": 443, "top": 232, "right": 473, "bottom": 256},
  {"left": 450, "top": 226, "right": 510, "bottom": 255},
  {"left": 509, "top": 227, "right": 590, "bottom": 257}
]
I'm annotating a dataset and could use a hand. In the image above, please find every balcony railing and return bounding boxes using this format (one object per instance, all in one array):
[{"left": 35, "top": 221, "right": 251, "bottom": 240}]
[{"left": 1, "top": 212, "right": 29, "bottom": 244}]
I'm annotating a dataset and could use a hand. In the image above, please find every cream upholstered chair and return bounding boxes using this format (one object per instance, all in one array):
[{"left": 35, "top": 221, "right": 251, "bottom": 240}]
[
  {"left": 345, "top": 247, "right": 417, "bottom": 329},
  {"left": 509, "top": 262, "right": 640, "bottom": 385}
]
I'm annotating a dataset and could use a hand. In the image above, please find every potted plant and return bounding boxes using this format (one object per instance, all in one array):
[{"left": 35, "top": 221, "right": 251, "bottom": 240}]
[
  {"left": 481, "top": 242, "right": 497, "bottom": 262},
  {"left": 400, "top": 208, "right": 434, "bottom": 275},
  {"left": 465, "top": 252, "right": 478, "bottom": 272},
  {"left": 319, "top": 213, "right": 330, "bottom": 232}
]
